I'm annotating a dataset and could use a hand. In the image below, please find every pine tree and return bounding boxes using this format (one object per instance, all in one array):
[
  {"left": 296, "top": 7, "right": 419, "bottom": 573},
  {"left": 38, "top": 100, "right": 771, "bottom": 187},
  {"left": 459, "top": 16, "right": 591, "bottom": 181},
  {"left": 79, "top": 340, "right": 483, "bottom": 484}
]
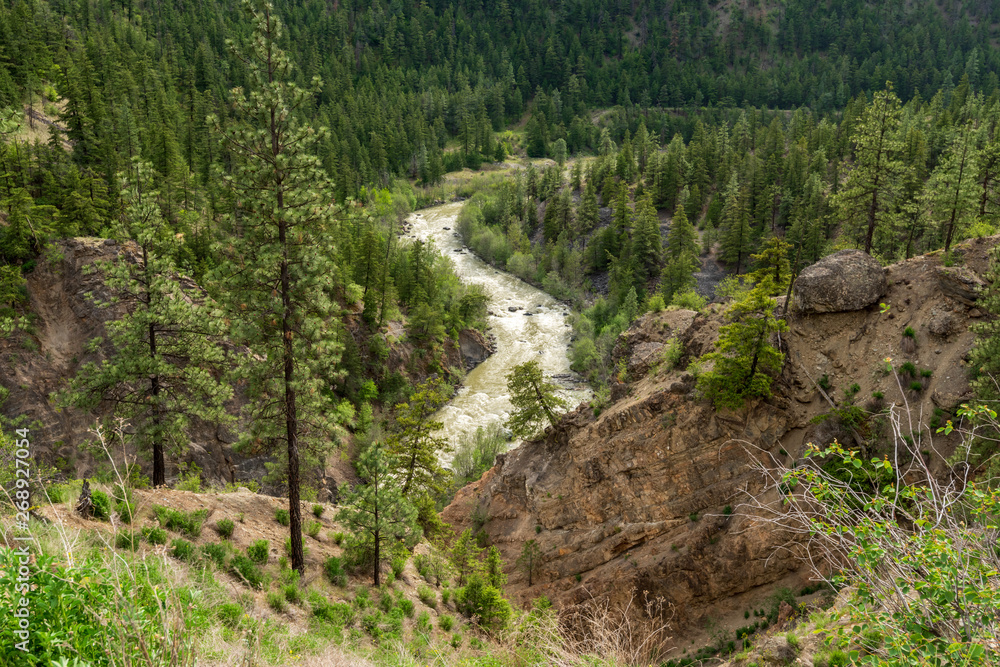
[
  {"left": 719, "top": 173, "right": 753, "bottom": 273},
  {"left": 516, "top": 539, "right": 543, "bottom": 586},
  {"left": 211, "top": 0, "right": 345, "bottom": 574},
  {"left": 505, "top": 360, "right": 569, "bottom": 438},
  {"left": 833, "top": 86, "right": 909, "bottom": 256},
  {"left": 62, "top": 160, "right": 232, "bottom": 486},
  {"left": 748, "top": 236, "right": 793, "bottom": 294},
  {"left": 697, "top": 282, "right": 789, "bottom": 410},
  {"left": 576, "top": 179, "right": 599, "bottom": 236},
  {"left": 631, "top": 193, "right": 662, "bottom": 283},
  {"left": 385, "top": 378, "right": 452, "bottom": 497},
  {"left": 666, "top": 188, "right": 699, "bottom": 261},
  {"left": 660, "top": 252, "right": 698, "bottom": 302},
  {"left": 485, "top": 546, "right": 507, "bottom": 589},
  {"left": 337, "top": 443, "right": 420, "bottom": 586},
  {"left": 450, "top": 528, "right": 484, "bottom": 586},
  {"left": 922, "top": 123, "right": 979, "bottom": 251}
]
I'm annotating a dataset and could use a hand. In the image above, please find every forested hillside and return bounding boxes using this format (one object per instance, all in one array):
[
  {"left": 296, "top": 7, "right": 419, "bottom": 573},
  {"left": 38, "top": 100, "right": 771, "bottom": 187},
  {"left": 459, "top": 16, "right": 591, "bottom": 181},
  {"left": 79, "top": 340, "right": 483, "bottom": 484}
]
[{"left": 4, "top": 0, "right": 1000, "bottom": 664}]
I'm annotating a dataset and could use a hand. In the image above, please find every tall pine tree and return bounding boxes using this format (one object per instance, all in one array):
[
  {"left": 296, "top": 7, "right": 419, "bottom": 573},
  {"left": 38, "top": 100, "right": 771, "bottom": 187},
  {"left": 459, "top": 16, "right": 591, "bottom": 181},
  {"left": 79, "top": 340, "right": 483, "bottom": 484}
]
[{"left": 211, "top": 0, "right": 345, "bottom": 574}]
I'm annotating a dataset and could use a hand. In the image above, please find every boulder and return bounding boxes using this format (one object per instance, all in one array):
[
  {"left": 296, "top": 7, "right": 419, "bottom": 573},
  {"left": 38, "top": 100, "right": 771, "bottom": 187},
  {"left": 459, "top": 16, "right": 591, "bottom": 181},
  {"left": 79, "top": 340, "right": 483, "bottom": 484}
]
[
  {"left": 793, "top": 250, "right": 887, "bottom": 314},
  {"left": 458, "top": 328, "right": 495, "bottom": 369},
  {"left": 936, "top": 266, "right": 984, "bottom": 305}
]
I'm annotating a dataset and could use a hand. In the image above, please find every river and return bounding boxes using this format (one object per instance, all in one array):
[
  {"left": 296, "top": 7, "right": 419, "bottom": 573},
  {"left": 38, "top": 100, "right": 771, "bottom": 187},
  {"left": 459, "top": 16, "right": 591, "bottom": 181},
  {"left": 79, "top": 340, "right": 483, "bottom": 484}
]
[{"left": 404, "top": 202, "right": 591, "bottom": 450}]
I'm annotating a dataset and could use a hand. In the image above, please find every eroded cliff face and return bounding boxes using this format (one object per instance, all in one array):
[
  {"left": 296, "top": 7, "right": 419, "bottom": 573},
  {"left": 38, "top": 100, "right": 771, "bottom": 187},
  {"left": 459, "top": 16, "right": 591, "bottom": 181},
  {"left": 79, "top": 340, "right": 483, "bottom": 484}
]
[
  {"left": 1, "top": 238, "right": 492, "bottom": 493},
  {"left": 442, "top": 236, "right": 995, "bottom": 640}
]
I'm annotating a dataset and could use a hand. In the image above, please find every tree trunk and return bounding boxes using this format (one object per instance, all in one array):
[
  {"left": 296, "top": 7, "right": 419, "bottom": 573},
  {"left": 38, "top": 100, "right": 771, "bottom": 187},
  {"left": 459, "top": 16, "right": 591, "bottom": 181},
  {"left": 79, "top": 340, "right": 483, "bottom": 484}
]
[{"left": 144, "top": 245, "right": 165, "bottom": 488}]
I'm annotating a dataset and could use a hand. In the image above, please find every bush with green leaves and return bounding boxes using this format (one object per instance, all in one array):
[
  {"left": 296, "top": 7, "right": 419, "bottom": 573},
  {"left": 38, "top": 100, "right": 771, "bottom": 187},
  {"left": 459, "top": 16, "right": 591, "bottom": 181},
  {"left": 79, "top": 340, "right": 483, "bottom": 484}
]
[
  {"left": 455, "top": 574, "right": 512, "bottom": 632},
  {"left": 312, "top": 503, "right": 324, "bottom": 517},
  {"left": 115, "top": 531, "right": 138, "bottom": 550},
  {"left": 323, "top": 556, "right": 347, "bottom": 587},
  {"left": 246, "top": 539, "right": 269, "bottom": 565},
  {"left": 215, "top": 518, "right": 235, "bottom": 539},
  {"left": 670, "top": 290, "right": 707, "bottom": 311},
  {"left": 91, "top": 489, "right": 112, "bottom": 521},
  {"left": 275, "top": 508, "right": 290, "bottom": 526},
  {"left": 170, "top": 538, "right": 196, "bottom": 562},
  {"left": 418, "top": 584, "right": 438, "bottom": 608},
  {"left": 202, "top": 542, "right": 228, "bottom": 568},
  {"left": 230, "top": 554, "right": 266, "bottom": 589},
  {"left": 0, "top": 550, "right": 193, "bottom": 665},
  {"left": 697, "top": 281, "right": 788, "bottom": 410},
  {"left": 135, "top": 524, "right": 165, "bottom": 545},
  {"left": 309, "top": 591, "right": 355, "bottom": 626},
  {"left": 305, "top": 520, "right": 321, "bottom": 538},
  {"left": 439, "top": 614, "right": 455, "bottom": 631},
  {"left": 267, "top": 590, "right": 287, "bottom": 612},
  {"left": 152, "top": 505, "right": 207, "bottom": 537},
  {"left": 215, "top": 602, "right": 244, "bottom": 628},
  {"left": 752, "top": 403, "right": 1000, "bottom": 665}
]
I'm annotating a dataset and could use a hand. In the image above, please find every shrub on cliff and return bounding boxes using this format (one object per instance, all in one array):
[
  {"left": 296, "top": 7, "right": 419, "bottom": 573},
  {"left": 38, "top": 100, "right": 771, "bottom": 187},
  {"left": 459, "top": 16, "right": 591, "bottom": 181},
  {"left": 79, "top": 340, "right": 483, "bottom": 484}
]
[{"left": 697, "top": 280, "right": 788, "bottom": 410}]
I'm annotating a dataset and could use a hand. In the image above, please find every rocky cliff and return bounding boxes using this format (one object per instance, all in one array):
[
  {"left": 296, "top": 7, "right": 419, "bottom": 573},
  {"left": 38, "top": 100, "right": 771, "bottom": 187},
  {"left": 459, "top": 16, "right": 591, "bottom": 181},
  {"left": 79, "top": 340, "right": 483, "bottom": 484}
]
[
  {"left": 1, "top": 238, "right": 494, "bottom": 493},
  {"left": 443, "top": 236, "right": 995, "bottom": 644}
]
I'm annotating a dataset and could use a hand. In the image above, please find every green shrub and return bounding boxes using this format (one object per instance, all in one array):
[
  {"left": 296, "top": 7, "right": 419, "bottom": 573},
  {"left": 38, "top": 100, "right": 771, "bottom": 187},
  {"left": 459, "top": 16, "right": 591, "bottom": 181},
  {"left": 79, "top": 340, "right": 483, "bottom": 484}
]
[
  {"left": 441, "top": 588, "right": 451, "bottom": 605},
  {"left": 115, "top": 531, "right": 138, "bottom": 550},
  {"left": 45, "top": 482, "right": 71, "bottom": 504},
  {"left": 230, "top": 554, "right": 266, "bottom": 589},
  {"left": 170, "top": 539, "right": 196, "bottom": 562},
  {"left": 306, "top": 520, "right": 322, "bottom": 538},
  {"left": 332, "top": 531, "right": 344, "bottom": 545},
  {"left": 418, "top": 584, "right": 437, "bottom": 609},
  {"left": 0, "top": 551, "right": 196, "bottom": 665},
  {"left": 91, "top": 489, "right": 112, "bottom": 521},
  {"left": 455, "top": 575, "right": 512, "bottom": 631},
  {"left": 267, "top": 591, "right": 287, "bottom": 612},
  {"left": 398, "top": 597, "right": 415, "bottom": 618},
  {"left": 275, "top": 508, "right": 290, "bottom": 526},
  {"left": 112, "top": 484, "right": 136, "bottom": 523},
  {"left": 152, "top": 505, "right": 207, "bottom": 537},
  {"left": 312, "top": 504, "right": 324, "bottom": 517},
  {"left": 648, "top": 294, "right": 666, "bottom": 312},
  {"left": 309, "top": 592, "right": 355, "bottom": 626},
  {"left": 671, "top": 290, "right": 707, "bottom": 311},
  {"left": 903, "top": 326, "right": 916, "bottom": 339},
  {"left": 417, "top": 610, "right": 432, "bottom": 633},
  {"left": 202, "top": 542, "right": 228, "bottom": 568},
  {"left": 899, "top": 361, "right": 918, "bottom": 377},
  {"left": 140, "top": 526, "right": 167, "bottom": 545},
  {"left": 282, "top": 583, "right": 303, "bottom": 605},
  {"left": 439, "top": 614, "right": 454, "bottom": 631},
  {"left": 247, "top": 539, "right": 269, "bottom": 565},
  {"left": 689, "top": 512, "right": 699, "bottom": 522},
  {"left": 323, "top": 556, "right": 347, "bottom": 587},
  {"left": 216, "top": 602, "right": 243, "bottom": 628},
  {"left": 215, "top": 518, "right": 235, "bottom": 539},
  {"left": 391, "top": 554, "right": 406, "bottom": 578},
  {"left": 175, "top": 465, "right": 202, "bottom": 492}
]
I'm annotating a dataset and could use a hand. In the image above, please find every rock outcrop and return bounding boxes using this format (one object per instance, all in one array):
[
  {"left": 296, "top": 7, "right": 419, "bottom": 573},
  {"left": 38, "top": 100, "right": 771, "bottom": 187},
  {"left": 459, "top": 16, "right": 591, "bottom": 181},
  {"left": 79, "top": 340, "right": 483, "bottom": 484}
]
[
  {"left": 444, "top": 236, "right": 997, "bottom": 646},
  {"left": 793, "top": 249, "right": 887, "bottom": 314},
  {"left": 458, "top": 328, "right": 496, "bottom": 369}
]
